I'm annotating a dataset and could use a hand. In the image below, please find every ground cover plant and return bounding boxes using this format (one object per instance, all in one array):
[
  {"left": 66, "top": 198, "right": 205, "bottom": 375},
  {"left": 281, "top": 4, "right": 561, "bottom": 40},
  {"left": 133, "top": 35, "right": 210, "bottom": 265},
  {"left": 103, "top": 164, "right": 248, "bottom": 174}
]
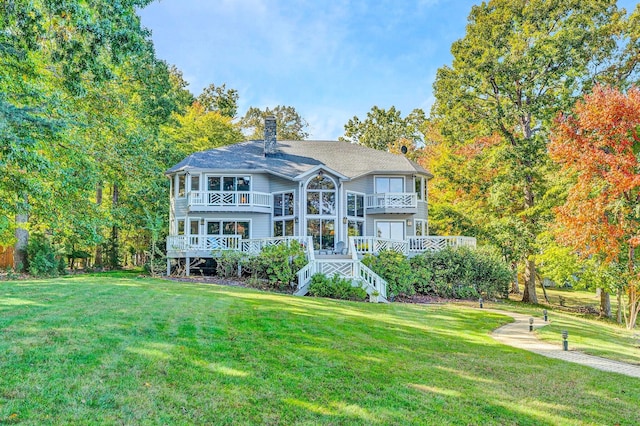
[{"left": 1, "top": 274, "right": 639, "bottom": 425}]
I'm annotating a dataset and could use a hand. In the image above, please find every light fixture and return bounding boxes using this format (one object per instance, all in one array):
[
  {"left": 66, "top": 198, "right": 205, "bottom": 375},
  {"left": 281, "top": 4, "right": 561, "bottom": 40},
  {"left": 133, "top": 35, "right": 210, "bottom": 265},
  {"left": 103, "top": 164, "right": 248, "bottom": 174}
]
[
  {"left": 294, "top": 217, "right": 299, "bottom": 223},
  {"left": 318, "top": 170, "right": 324, "bottom": 177},
  {"left": 200, "top": 218, "right": 205, "bottom": 225},
  {"left": 406, "top": 219, "right": 413, "bottom": 226},
  {"left": 343, "top": 217, "right": 348, "bottom": 224}
]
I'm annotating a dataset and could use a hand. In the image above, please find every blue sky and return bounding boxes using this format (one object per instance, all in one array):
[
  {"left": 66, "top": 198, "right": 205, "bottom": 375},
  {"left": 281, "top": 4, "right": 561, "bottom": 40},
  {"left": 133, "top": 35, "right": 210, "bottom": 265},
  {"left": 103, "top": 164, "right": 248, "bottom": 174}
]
[{"left": 139, "top": 0, "right": 637, "bottom": 140}]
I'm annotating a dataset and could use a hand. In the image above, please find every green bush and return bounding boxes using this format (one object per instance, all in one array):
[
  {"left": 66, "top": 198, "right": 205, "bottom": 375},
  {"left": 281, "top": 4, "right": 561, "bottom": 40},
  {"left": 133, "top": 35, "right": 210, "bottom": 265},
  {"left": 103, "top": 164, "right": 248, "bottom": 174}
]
[
  {"left": 27, "top": 234, "right": 64, "bottom": 277},
  {"left": 410, "top": 246, "right": 510, "bottom": 299},
  {"left": 213, "top": 250, "right": 246, "bottom": 278},
  {"left": 249, "top": 242, "right": 307, "bottom": 289},
  {"left": 361, "top": 250, "right": 415, "bottom": 297},
  {"left": 308, "top": 273, "right": 367, "bottom": 301}
]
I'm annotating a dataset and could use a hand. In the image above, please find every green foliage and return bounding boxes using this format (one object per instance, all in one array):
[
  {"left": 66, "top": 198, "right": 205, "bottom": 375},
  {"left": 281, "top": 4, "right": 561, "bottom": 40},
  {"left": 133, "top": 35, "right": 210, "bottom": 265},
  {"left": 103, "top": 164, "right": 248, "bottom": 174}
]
[
  {"left": 196, "top": 83, "right": 239, "bottom": 118},
  {"left": 213, "top": 250, "right": 246, "bottom": 278},
  {"left": 27, "top": 233, "right": 63, "bottom": 277},
  {"left": 339, "top": 106, "right": 426, "bottom": 150},
  {"left": 362, "top": 250, "right": 415, "bottom": 297},
  {"left": 250, "top": 242, "right": 307, "bottom": 289},
  {"left": 240, "top": 105, "right": 309, "bottom": 140},
  {"left": 308, "top": 273, "right": 367, "bottom": 301},
  {"left": 410, "top": 247, "right": 511, "bottom": 299}
]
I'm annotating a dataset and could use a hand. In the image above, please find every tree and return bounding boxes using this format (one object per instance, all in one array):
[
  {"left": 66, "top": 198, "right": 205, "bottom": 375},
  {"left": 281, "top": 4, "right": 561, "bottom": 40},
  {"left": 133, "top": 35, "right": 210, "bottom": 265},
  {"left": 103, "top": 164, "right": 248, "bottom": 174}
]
[
  {"left": 196, "top": 83, "right": 239, "bottom": 118},
  {"left": 240, "top": 105, "right": 309, "bottom": 140},
  {"left": 549, "top": 85, "right": 640, "bottom": 329},
  {"left": 340, "top": 106, "right": 425, "bottom": 150},
  {"left": 160, "top": 102, "right": 244, "bottom": 159},
  {"left": 432, "top": 0, "right": 620, "bottom": 303}
]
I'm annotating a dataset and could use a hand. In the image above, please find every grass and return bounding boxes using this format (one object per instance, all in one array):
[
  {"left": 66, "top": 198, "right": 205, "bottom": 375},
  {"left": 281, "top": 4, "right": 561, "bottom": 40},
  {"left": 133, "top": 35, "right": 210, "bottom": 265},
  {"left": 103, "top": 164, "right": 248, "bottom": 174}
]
[{"left": 1, "top": 275, "right": 639, "bottom": 425}]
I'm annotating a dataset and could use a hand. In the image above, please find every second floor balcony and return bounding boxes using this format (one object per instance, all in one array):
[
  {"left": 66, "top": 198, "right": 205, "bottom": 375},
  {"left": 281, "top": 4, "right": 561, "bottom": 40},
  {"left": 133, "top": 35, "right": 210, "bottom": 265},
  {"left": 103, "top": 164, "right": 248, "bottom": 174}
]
[
  {"left": 187, "top": 191, "right": 272, "bottom": 213},
  {"left": 365, "top": 192, "right": 418, "bottom": 214}
]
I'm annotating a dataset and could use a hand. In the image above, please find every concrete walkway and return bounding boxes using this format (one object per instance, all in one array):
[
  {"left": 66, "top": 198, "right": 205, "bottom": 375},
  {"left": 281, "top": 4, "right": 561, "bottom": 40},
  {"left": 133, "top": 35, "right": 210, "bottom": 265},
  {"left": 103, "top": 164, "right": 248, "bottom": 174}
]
[{"left": 487, "top": 309, "right": 640, "bottom": 379}]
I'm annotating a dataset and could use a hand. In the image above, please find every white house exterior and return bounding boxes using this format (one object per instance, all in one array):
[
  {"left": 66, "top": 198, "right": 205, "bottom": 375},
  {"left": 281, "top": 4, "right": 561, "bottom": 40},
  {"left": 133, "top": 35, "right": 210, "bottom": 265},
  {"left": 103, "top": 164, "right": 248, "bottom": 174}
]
[{"left": 165, "top": 117, "right": 475, "bottom": 299}]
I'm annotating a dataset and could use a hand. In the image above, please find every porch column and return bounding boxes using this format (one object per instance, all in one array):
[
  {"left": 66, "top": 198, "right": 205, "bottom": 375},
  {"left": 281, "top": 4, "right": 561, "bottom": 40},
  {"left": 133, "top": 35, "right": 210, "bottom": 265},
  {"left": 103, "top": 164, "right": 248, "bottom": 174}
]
[
  {"left": 166, "top": 258, "right": 171, "bottom": 276},
  {"left": 185, "top": 257, "right": 190, "bottom": 276}
]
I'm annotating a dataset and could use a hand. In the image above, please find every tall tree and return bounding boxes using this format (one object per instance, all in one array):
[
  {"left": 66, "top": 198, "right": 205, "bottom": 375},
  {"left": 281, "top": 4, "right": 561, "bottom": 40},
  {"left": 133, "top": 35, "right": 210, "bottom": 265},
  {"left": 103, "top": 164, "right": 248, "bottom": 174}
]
[
  {"left": 340, "top": 106, "right": 425, "bottom": 150},
  {"left": 549, "top": 85, "right": 640, "bottom": 329},
  {"left": 196, "top": 83, "right": 239, "bottom": 118},
  {"left": 240, "top": 105, "right": 309, "bottom": 140},
  {"left": 432, "top": 0, "right": 620, "bottom": 303}
]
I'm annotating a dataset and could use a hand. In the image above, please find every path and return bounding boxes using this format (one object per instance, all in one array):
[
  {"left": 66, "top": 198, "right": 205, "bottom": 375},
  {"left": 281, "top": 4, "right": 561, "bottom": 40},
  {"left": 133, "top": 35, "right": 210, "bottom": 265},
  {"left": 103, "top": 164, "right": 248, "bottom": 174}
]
[{"left": 487, "top": 309, "right": 640, "bottom": 379}]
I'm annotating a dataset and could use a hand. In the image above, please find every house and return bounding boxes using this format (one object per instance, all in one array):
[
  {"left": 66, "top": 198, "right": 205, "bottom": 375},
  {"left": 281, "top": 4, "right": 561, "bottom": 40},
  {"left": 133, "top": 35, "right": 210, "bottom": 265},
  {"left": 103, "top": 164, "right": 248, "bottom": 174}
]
[{"left": 165, "top": 116, "right": 475, "bottom": 300}]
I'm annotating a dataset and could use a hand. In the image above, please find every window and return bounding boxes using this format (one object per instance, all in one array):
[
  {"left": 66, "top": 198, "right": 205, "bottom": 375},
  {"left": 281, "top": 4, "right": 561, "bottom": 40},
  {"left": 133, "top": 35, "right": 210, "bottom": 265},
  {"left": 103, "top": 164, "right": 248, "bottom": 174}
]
[
  {"left": 191, "top": 175, "right": 200, "bottom": 192},
  {"left": 347, "top": 220, "right": 363, "bottom": 237},
  {"left": 307, "top": 218, "right": 335, "bottom": 250},
  {"left": 347, "top": 192, "right": 364, "bottom": 218},
  {"left": 177, "top": 219, "right": 185, "bottom": 235},
  {"left": 177, "top": 174, "right": 186, "bottom": 197},
  {"left": 274, "top": 219, "right": 295, "bottom": 237},
  {"left": 189, "top": 219, "right": 199, "bottom": 235},
  {"left": 376, "top": 221, "right": 404, "bottom": 240},
  {"left": 306, "top": 175, "right": 335, "bottom": 215},
  {"left": 206, "top": 220, "right": 250, "bottom": 239},
  {"left": 415, "top": 176, "right": 427, "bottom": 201},
  {"left": 415, "top": 219, "right": 425, "bottom": 236},
  {"left": 375, "top": 176, "right": 403, "bottom": 193},
  {"left": 274, "top": 192, "right": 294, "bottom": 217},
  {"left": 207, "top": 176, "right": 251, "bottom": 192}
]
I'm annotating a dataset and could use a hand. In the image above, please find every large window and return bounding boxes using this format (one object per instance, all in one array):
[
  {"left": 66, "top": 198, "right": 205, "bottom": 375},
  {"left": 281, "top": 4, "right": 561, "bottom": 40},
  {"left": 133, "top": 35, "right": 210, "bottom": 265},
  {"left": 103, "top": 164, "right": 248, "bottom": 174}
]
[
  {"left": 308, "top": 219, "right": 335, "bottom": 250},
  {"left": 176, "top": 219, "right": 185, "bottom": 235},
  {"left": 307, "top": 175, "right": 336, "bottom": 215},
  {"left": 274, "top": 192, "right": 294, "bottom": 217},
  {"left": 376, "top": 221, "right": 404, "bottom": 240},
  {"left": 206, "top": 220, "right": 250, "bottom": 239},
  {"left": 346, "top": 192, "right": 364, "bottom": 237},
  {"left": 375, "top": 176, "right": 403, "bottom": 193},
  {"left": 415, "top": 219, "right": 426, "bottom": 236},
  {"left": 191, "top": 175, "right": 200, "bottom": 192},
  {"left": 207, "top": 176, "right": 251, "bottom": 192}
]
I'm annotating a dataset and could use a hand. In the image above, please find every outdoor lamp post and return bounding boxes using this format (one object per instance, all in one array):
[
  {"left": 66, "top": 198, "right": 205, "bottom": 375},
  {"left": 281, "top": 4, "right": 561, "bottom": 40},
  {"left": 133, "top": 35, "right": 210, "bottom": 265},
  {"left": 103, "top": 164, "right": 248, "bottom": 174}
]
[
  {"left": 562, "top": 330, "right": 568, "bottom": 351},
  {"left": 543, "top": 309, "right": 548, "bottom": 322},
  {"left": 529, "top": 317, "right": 534, "bottom": 332},
  {"left": 479, "top": 297, "right": 483, "bottom": 309}
]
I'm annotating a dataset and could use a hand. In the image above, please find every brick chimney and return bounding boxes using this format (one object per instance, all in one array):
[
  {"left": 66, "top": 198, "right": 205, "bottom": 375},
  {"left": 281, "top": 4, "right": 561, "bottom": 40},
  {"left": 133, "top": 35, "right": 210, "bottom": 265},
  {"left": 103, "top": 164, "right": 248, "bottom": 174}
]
[{"left": 264, "top": 115, "right": 276, "bottom": 156}]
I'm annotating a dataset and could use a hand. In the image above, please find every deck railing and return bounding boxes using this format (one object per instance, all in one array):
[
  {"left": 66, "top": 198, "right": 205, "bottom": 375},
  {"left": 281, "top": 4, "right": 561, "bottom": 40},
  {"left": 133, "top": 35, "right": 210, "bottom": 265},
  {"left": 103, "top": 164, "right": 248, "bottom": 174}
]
[
  {"left": 188, "top": 191, "right": 271, "bottom": 208},
  {"left": 351, "top": 236, "right": 476, "bottom": 256},
  {"left": 166, "top": 235, "right": 241, "bottom": 251},
  {"left": 351, "top": 237, "right": 408, "bottom": 255},
  {"left": 365, "top": 192, "right": 417, "bottom": 210}
]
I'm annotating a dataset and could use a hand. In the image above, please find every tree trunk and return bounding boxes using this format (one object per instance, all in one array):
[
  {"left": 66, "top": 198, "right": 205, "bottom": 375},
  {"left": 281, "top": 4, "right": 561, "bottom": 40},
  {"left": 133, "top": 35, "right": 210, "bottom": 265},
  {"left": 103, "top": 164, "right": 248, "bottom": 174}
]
[
  {"left": 617, "top": 289, "right": 622, "bottom": 324},
  {"left": 521, "top": 258, "right": 538, "bottom": 304},
  {"left": 599, "top": 289, "right": 611, "bottom": 318},
  {"left": 627, "top": 246, "right": 638, "bottom": 330},
  {"left": 511, "top": 263, "right": 520, "bottom": 294},
  {"left": 14, "top": 211, "right": 28, "bottom": 271},
  {"left": 94, "top": 183, "right": 103, "bottom": 267}
]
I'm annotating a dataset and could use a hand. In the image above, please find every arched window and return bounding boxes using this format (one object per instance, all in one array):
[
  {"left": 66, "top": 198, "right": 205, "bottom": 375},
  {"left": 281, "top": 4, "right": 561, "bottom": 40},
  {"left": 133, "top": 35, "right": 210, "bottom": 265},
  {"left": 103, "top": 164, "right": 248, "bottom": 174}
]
[{"left": 306, "top": 173, "right": 336, "bottom": 250}]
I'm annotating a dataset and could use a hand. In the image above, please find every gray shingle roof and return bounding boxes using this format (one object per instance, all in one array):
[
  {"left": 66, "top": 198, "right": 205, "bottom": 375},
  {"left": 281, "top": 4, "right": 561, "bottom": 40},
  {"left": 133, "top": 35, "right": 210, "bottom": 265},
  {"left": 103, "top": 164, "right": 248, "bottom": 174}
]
[{"left": 166, "top": 140, "right": 432, "bottom": 180}]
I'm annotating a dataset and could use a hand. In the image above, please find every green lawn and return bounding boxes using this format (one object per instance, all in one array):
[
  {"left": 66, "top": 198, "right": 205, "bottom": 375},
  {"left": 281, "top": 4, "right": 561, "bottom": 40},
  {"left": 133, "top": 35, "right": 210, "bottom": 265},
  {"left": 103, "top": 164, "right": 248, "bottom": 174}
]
[{"left": 1, "top": 275, "right": 639, "bottom": 425}]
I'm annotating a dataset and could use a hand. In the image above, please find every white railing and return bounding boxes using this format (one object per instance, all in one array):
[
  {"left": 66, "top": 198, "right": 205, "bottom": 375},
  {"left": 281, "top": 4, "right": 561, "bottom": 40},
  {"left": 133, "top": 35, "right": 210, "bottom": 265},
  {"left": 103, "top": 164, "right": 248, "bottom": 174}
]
[
  {"left": 365, "top": 193, "right": 417, "bottom": 210},
  {"left": 351, "top": 237, "right": 408, "bottom": 255},
  {"left": 356, "top": 262, "right": 388, "bottom": 300},
  {"left": 240, "top": 236, "right": 310, "bottom": 255},
  {"left": 407, "top": 236, "right": 477, "bottom": 253},
  {"left": 166, "top": 235, "right": 241, "bottom": 252},
  {"left": 351, "top": 236, "right": 476, "bottom": 256},
  {"left": 188, "top": 191, "right": 272, "bottom": 208}
]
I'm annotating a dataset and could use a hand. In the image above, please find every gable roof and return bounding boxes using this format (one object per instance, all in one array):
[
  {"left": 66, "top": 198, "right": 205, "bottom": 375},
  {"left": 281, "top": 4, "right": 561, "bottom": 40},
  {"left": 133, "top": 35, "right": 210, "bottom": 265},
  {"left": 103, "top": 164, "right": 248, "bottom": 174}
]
[{"left": 166, "top": 140, "right": 433, "bottom": 180}]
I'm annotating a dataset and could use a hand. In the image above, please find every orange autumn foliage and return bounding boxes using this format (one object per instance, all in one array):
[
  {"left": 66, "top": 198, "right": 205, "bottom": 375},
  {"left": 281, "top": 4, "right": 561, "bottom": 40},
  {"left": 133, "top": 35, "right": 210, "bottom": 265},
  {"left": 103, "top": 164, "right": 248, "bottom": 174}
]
[{"left": 549, "top": 85, "right": 640, "bottom": 261}]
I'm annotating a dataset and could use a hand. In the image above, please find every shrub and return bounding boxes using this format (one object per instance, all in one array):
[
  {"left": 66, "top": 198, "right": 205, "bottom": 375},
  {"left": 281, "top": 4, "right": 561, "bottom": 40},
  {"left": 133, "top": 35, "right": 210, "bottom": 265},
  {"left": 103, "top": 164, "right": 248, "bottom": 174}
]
[
  {"left": 250, "top": 242, "right": 307, "bottom": 289},
  {"left": 361, "top": 250, "right": 415, "bottom": 297},
  {"left": 410, "top": 246, "right": 511, "bottom": 299},
  {"left": 308, "top": 273, "right": 367, "bottom": 301},
  {"left": 27, "top": 234, "right": 63, "bottom": 277},
  {"left": 213, "top": 250, "right": 246, "bottom": 278}
]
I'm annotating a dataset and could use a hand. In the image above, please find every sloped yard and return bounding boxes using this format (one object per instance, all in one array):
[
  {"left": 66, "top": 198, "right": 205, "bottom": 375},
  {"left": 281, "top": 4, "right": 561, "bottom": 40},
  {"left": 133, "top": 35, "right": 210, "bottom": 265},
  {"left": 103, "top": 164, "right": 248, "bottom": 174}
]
[{"left": 1, "top": 274, "right": 638, "bottom": 425}]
